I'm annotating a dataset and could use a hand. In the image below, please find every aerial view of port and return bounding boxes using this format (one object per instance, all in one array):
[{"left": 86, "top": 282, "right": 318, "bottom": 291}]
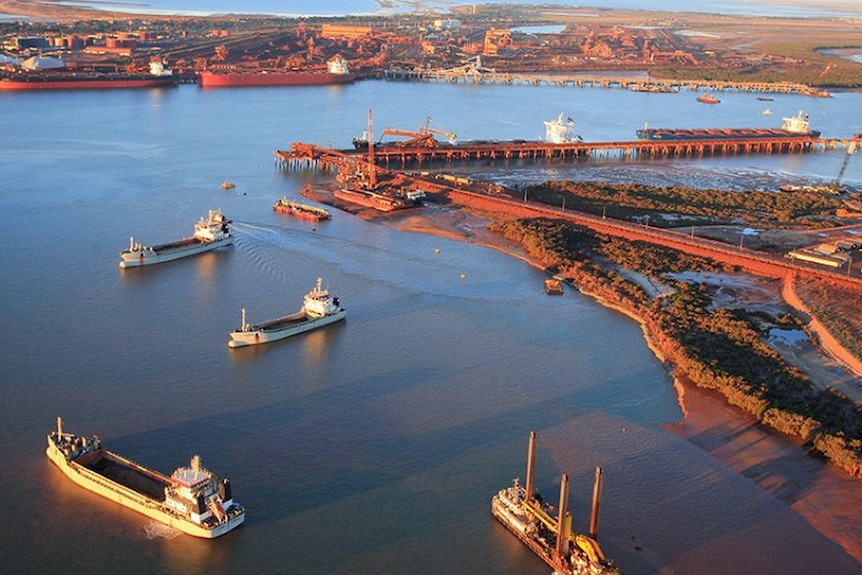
[{"left": 2, "top": 1, "right": 861, "bottom": 573}]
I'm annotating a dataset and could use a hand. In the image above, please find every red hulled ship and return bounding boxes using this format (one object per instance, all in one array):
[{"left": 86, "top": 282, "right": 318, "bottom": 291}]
[
  {"left": 0, "top": 59, "right": 177, "bottom": 91},
  {"left": 198, "top": 56, "right": 355, "bottom": 88}
]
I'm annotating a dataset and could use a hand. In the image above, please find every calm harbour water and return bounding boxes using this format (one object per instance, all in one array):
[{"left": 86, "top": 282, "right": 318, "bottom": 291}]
[{"left": 1, "top": 79, "right": 861, "bottom": 574}]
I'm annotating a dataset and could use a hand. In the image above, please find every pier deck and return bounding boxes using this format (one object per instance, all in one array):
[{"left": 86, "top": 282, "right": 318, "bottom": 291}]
[{"left": 276, "top": 135, "right": 853, "bottom": 170}]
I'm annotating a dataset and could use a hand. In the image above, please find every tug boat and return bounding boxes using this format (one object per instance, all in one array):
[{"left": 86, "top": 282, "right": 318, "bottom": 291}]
[
  {"left": 46, "top": 417, "right": 245, "bottom": 538},
  {"left": 491, "top": 431, "right": 619, "bottom": 575},
  {"left": 273, "top": 197, "right": 332, "bottom": 221},
  {"left": 119, "top": 209, "right": 232, "bottom": 268},
  {"left": 228, "top": 277, "right": 346, "bottom": 348},
  {"left": 696, "top": 93, "right": 721, "bottom": 104}
]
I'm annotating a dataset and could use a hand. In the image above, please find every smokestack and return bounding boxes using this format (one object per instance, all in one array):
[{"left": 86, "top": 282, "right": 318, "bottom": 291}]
[
  {"left": 524, "top": 430, "right": 536, "bottom": 503},
  {"left": 57, "top": 416, "right": 62, "bottom": 436},
  {"left": 590, "top": 466, "right": 603, "bottom": 540},
  {"left": 556, "top": 473, "right": 570, "bottom": 558}
]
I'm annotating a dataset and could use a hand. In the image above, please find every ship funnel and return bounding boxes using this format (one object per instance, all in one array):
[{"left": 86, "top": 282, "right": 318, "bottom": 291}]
[
  {"left": 524, "top": 430, "right": 536, "bottom": 504},
  {"left": 57, "top": 416, "right": 63, "bottom": 436},
  {"left": 555, "top": 473, "right": 570, "bottom": 558},
  {"left": 589, "top": 466, "right": 603, "bottom": 540}
]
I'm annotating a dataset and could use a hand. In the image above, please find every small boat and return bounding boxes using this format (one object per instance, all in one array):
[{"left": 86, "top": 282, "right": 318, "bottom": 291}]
[
  {"left": 119, "top": 209, "right": 233, "bottom": 268},
  {"left": 762, "top": 108, "right": 772, "bottom": 115},
  {"left": 273, "top": 196, "right": 332, "bottom": 221},
  {"left": 544, "top": 278, "right": 564, "bottom": 295},
  {"left": 46, "top": 417, "right": 245, "bottom": 538},
  {"left": 757, "top": 96, "right": 775, "bottom": 102},
  {"left": 696, "top": 93, "right": 721, "bottom": 104},
  {"left": 220, "top": 181, "right": 236, "bottom": 190},
  {"left": 228, "top": 277, "right": 346, "bottom": 348}
]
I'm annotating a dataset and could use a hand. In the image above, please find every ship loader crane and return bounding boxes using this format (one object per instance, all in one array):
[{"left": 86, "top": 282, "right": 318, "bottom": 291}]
[
  {"left": 830, "top": 136, "right": 859, "bottom": 194},
  {"left": 352, "top": 117, "right": 457, "bottom": 150}
]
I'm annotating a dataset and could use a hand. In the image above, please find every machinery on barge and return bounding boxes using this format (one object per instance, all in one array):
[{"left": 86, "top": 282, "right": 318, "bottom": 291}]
[{"left": 491, "top": 431, "right": 619, "bottom": 574}]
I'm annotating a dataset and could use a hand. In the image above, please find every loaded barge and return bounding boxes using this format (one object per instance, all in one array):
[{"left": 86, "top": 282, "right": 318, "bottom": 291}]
[
  {"left": 46, "top": 417, "right": 245, "bottom": 538},
  {"left": 119, "top": 209, "right": 232, "bottom": 268},
  {"left": 492, "top": 431, "right": 619, "bottom": 575},
  {"left": 273, "top": 197, "right": 332, "bottom": 221},
  {"left": 637, "top": 109, "right": 820, "bottom": 140}
]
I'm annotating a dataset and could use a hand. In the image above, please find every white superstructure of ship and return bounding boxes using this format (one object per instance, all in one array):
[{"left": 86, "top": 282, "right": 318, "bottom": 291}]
[
  {"left": 46, "top": 417, "right": 245, "bottom": 538},
  {"left": 781, "top": 109, "right": 820, "bottom": 136},
  {"left": 544, "top": 112, "right": 583, "bottom": 144},
  {"left": 119, "top": 209, "right": 233, "bottom": 268},
  {"left": 228, "top": 277, "right": 347, "bottom": 348}
]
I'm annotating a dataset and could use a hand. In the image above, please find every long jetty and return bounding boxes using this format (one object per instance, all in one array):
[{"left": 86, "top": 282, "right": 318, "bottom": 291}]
[
  {"left": 383, "top": 67, "right": 830, "bottom": 97},
  {"left": 274, "top": 142, "right": 862, "bottom": 290},
  {"left": 276, "top": 135, "right": 853, "bottom": 169}
]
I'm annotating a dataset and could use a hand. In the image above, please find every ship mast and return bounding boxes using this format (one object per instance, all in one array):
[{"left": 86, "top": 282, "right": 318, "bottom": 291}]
[{"left": 367, "top": 108, "right": 376, "bottom": 189}]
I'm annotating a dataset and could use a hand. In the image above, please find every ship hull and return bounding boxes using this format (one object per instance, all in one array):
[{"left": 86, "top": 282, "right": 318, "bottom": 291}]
[
  {"left": 119, "top": 236, "right": 233, "bottom": 268},
  {"left": 0, "top": 77, "right": 177, "bottom": 91},
  {"left": 46, "top": 441, "right": 244, "bottom": 538},
  {"left": 198, "top": 71, "right": 356, "bottom": 88},
  {"left": 491, "top": 494, "right": 564, "bottom": 573},
  {"left": 229, "top": 308, "right": 346, "bottom": 347}
]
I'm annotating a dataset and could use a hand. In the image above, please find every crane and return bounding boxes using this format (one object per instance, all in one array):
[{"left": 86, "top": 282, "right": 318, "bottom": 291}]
[
  {"left": 418, "top": 117, "right": 457, "bottom": 144},
  {"left": 352, "top": 117, "right": 457, "bottom": 150},
  {"left": 830, "top": 135, "right": 859, "bottom": 194}
]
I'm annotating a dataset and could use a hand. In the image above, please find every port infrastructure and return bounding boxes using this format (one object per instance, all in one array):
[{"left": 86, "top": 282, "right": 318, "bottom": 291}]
[
  {"left": 275, "top": 138, "right": 862, "bottom": 290},
  {"left": 384, "top": 59, "right": 830, "bottom": 98},
  {"left": 278, "top": 134, "right": 853, "bottom": 170}
]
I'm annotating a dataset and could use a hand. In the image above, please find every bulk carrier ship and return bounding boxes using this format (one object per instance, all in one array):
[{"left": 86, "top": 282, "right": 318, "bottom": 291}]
[
  {"left": 637, "top": 109, "right": 820, "bottom": 140},
  {"left": 46, "top": 417, "right": 245, "bottom": 538},
  {"left": 492, "top": 431, "right": 620, "bottom": 575},
  {"left": 0, "top": 59, "right": 177, "bottom": 91},
  {"left": 198, "top": 56, "right": 355, "bottom": 88}
]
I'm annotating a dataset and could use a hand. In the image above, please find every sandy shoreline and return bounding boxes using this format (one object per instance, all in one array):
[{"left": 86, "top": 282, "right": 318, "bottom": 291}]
[{"left": 383, "top": 203, "right": 862, "bottom": 564}]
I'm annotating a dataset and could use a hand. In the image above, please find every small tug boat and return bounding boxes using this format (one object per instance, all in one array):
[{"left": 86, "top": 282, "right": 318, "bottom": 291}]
[
  {"left": 46, "top": 417, "right": 245, "bottom": 538},
  {"left": 228, "top": 277, "right": 346, "bottom": 348},
  {"left": 273, "top": 196, "right": 332, "bottom": 221},
  {"left": 491, "top": 431, "right": 619, "bottom": 575},
  {"left": 544, "top": 278, "right": 564, "bottom": 295},
  {"left": 119, "top": 209, "right": 233, "bottom": 268},
  {"left": 696, "top": 93, "right": 721, "bottom": 104}
]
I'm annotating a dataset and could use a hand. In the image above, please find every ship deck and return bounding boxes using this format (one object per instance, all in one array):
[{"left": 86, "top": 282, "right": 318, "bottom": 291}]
[
  {"left": 76, "top": 450, "right": 168, "bottom": 502},
  {"left": 255, "top": 311, "right": 307, "bottom": 331}
]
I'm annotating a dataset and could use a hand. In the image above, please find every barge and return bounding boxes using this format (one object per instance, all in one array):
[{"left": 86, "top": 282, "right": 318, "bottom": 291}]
[
  {"left": 228, "top": 277, "right": 346, "bottom": 348},
  {"left": 492, "top": 431, "right": 619, "bottom": 575},
  {"left": 119, "top": 209, "right": 232, "bottom": 268},
  {"left": 46, "top": 417, "right": 245, "bottom": 538},
  {"left": 273, "top": 197, "right": 332, "bottom": 221}
]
